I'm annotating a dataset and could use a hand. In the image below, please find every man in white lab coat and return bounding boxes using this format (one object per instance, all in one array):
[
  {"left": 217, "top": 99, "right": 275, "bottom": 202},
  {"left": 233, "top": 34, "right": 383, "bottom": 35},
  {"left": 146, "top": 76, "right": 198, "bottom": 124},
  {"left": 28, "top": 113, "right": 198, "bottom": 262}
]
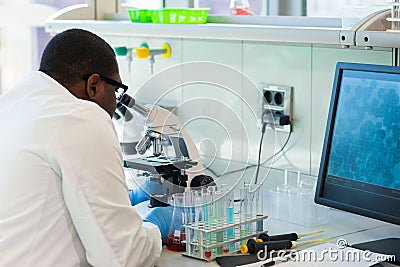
[{"left": 0, "top": 28, "right": 169, "bottom": 267}]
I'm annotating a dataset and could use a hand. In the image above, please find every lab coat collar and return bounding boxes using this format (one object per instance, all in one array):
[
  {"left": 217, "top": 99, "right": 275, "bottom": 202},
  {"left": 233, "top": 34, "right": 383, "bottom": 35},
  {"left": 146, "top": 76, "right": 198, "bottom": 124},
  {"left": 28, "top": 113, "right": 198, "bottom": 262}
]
[{"left": 36, "top": 71, "right": 77, "bottom": 99}]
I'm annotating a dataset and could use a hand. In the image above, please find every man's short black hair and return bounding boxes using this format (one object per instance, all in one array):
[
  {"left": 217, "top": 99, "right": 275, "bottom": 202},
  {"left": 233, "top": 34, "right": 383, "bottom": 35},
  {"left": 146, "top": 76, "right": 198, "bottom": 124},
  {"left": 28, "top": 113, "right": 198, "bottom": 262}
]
[{"left": 39, "top": 28, "right": 118, "bottom": 87}]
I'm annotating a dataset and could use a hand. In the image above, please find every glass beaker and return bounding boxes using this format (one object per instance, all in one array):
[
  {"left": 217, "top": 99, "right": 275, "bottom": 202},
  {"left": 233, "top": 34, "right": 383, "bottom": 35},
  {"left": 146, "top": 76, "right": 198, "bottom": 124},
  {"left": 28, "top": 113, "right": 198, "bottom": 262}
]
[
  {"left": 166, "top": 193, "right": 186, "bottom": 252},
  {"left": 229, "top": 0, "right": 252, "bottom": 15},
  {"left": 288, "top": 171, "right": 302, "bottom": 223},
  {"left": 275, "top": 170, "right": 291, "bottom": 221}
]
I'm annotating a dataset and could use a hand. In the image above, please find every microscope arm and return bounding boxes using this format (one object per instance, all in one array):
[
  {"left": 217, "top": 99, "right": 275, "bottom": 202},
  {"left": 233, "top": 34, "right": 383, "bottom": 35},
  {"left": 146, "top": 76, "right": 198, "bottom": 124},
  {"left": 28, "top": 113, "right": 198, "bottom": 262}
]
[
  {"left": 177, "top": 128, "right": 204, "bottom": 184},
  {"left": 142, "top": 105, "right": 205, "bottom": 184},
  {"left": 120, "top": 94, "right": 204, "bottom": 185}
]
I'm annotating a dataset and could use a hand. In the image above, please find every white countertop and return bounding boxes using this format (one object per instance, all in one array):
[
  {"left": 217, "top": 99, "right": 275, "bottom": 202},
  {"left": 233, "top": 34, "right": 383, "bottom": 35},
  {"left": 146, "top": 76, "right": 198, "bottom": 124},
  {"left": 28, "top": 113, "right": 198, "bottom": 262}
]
[
  {"left": 155, "top": 204, "right": 399, "bottom": 266},
  {"left": 123, "top": 159, "right": 399, "bottom": 266}
]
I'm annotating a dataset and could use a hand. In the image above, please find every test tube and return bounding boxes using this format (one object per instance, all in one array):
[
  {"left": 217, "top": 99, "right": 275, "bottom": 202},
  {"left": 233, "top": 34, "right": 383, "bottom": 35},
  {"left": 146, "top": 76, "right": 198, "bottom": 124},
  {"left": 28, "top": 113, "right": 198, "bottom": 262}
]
[
  {"left": 184, "top": 191, "right": 193, "bottom": 226},
  {"left": 239, "top": 184, "right": 249, "bottom": 221},
  {"left": 197, "top": 189, "right": 207, "bottom": 258},
  {"left": 226, "top": 189, "right": 234, "bottom": 226},
  {"left": 250, "top": 185, "right": 264, "bottom": 232},
  {"left": 257, "top": 189, "right": 264, "bottom": 232},
  {"left": 201, "top": 189, "right": 212, "bottom": 259},
  {"left": 193, "top": 190, "right": 202, "bottom": 256},
  {"left": 223, "top": 187, "right": 234, "bottom": 253},
  {"left": 183, "top": 191, "right": 191, "bottom": 254},
  {"left": 214, "top": 190, "right": 225, "bottom": 256},
  {"left": 245, "top": 184, "right": 254, "bottom": 235},
  {"left": 246, "top": 187, "right": 255, "bottom": 235},
  {"left": 208, "top": 185, "right": 217, "bottom": 229},
  {"left": 208, "top": 186, "right": 218, "bottom": 257},
  {"left": 201, "top": 188, "right": 209, "bottom": 225},
  {"left": 239, "top": 184, "right": 249, "bottom": 245}
]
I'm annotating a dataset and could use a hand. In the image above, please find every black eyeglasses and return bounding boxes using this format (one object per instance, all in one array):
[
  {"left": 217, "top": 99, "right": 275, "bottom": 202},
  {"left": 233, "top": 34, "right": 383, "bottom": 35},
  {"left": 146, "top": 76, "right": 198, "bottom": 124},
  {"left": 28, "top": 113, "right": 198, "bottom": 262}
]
[
  {"left": 99, "top": 75, "right": 128, "bottom": 101},
  {"left": 82, "top": 74, "right": 128, "bottom": 101}
]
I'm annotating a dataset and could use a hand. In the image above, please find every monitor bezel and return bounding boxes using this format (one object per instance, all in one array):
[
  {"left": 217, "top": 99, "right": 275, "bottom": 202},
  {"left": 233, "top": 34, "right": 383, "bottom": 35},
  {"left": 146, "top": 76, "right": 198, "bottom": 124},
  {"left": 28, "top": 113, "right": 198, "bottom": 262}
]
[{"left": 315, "top": 61, "right": 400, "bottom": 226}]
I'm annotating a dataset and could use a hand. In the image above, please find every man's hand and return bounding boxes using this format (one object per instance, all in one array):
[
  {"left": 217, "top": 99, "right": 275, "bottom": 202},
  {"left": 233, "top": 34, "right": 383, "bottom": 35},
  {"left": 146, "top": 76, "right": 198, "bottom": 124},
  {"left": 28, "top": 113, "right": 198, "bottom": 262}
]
[
  {"left": 143, "top": 206, "right": 174, "bottom": 245},
  {"left": 128, "top": 179, "right": 163, "bottom": 206}
]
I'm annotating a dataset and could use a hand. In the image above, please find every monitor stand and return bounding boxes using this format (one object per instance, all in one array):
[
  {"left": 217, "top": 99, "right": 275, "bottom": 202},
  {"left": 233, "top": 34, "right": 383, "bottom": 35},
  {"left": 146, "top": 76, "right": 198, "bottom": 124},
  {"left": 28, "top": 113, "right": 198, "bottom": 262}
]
[{"left": 352, "top": 238, "right": 400, "bottom": 264}]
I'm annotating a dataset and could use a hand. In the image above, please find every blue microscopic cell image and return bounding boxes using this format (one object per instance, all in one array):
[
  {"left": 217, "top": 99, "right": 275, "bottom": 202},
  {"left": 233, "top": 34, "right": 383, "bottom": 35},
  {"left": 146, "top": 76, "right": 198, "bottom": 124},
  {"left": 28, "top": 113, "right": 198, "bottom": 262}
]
[
  {"left": 328, "top": 73, "right": 400, "bottom": 190},
  {"left": 378, "top": 129, "right": 386, "bottom": 139}
]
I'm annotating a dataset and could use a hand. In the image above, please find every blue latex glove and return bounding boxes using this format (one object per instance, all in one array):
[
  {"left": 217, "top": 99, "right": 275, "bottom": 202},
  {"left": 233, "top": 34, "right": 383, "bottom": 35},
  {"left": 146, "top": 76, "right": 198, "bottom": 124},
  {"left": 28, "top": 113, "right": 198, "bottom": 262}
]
[
  {"left": 143, "top": 206, "right": 174, "bottom": 245},
  {"left": 128, "top": 179, "right": 163, "bottom": 206}
]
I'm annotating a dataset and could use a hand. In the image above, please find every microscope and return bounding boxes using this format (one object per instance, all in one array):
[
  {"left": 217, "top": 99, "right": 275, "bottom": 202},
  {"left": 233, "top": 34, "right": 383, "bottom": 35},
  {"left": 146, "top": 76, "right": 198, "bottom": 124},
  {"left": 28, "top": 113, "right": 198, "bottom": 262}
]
[{"left": 118, "top": 94, "right": 214, "bottom": 205}]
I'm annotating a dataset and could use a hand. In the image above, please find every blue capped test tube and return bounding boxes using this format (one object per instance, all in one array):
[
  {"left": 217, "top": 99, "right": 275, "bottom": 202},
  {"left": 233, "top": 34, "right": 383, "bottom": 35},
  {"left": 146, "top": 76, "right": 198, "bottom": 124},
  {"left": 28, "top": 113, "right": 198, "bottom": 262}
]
[
  {"left": 214, "top": 190, "right": 224, "bottom": 255},
  {"left": 225, "top": 188, "right": 235, "bottom": 252},
  {"left": 207, "top": 185, "right": 218, "bottom": 257}
]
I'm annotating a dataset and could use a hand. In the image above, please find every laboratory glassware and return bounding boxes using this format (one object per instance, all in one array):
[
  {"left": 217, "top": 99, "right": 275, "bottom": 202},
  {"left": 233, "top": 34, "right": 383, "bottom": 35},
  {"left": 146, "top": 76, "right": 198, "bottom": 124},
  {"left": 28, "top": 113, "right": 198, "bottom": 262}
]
[
  {"left": 166, "top": 193, "right": 186, "bottom": 252},
  {"left": 229, "top": 0, "right": 252, "bottom": 15}
]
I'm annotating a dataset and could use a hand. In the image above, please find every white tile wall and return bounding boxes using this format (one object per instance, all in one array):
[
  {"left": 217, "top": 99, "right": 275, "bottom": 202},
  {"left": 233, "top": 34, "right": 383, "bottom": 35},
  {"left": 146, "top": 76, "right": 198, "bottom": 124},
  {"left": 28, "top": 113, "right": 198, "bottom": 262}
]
[
  {"left": 243, "top": 42, "right": 312, "bottom": 173},
  {"left": 181, "top": 39, "right": 244, "bottom": 164},
  {"left": 104, "top": 34, "right": 394, "bottom": 176},
  {"left": 105, "top": 35, "right": 184, "bottom": 104}
]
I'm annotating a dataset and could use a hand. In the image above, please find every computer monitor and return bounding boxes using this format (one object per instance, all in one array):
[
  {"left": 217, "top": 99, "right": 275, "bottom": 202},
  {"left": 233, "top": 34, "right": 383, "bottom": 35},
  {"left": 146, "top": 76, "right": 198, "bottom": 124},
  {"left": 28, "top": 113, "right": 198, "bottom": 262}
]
[{"left": 315, "top": 62, "right": 400, "bottom": 261}]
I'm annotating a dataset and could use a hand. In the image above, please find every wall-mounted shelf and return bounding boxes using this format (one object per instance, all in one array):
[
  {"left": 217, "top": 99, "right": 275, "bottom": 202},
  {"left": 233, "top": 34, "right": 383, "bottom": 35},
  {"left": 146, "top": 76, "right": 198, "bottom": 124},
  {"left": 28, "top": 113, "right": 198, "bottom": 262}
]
[
  {"left": 46, "top": 19, "right": 345, "bottom": 46},
  {"left": 45, "top": 5, "right": 400, "bottom": 49}
]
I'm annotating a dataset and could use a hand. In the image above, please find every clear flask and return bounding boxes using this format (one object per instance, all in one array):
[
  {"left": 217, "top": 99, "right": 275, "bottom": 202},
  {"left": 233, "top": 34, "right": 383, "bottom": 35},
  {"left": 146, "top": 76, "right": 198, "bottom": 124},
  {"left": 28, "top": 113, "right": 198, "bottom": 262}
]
[{"left": 166, "top": 193, "right": 186, "bottom": 252}]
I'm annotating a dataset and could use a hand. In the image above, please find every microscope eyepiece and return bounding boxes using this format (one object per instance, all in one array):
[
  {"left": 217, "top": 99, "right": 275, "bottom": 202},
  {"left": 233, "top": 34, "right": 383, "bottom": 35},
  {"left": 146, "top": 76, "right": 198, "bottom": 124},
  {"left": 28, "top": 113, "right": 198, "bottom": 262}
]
[{"left": 120, "top": 94, "right": 150, "bottom": 117}]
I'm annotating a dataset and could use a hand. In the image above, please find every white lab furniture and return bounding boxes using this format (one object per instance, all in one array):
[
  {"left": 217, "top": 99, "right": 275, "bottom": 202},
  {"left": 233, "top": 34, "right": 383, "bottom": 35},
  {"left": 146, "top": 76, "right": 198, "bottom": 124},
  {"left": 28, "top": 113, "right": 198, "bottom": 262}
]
[{"left": 45, "top": 5, "right": 400, "bottom": 266}]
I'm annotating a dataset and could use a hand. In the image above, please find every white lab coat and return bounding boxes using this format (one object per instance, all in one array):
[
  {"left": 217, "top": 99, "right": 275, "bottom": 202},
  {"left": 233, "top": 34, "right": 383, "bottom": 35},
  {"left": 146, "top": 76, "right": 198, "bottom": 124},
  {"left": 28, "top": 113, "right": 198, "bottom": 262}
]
[{"left": 0, "top": 72, "right": 162, "bottom": 267}]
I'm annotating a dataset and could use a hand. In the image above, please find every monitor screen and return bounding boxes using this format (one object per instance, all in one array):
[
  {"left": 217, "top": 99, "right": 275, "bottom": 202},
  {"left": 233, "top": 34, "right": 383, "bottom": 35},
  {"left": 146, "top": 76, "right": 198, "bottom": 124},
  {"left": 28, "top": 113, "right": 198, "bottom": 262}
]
[{"left": 315, "top": 62, "right": 400, "bottom": 226}]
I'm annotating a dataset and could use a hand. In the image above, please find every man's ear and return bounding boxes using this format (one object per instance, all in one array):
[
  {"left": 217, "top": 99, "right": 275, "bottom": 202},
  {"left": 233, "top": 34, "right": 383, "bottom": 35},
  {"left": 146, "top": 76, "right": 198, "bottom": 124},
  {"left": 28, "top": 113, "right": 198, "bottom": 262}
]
[{"left": 86, "top": 74, "right": 101, "bottom": 99}]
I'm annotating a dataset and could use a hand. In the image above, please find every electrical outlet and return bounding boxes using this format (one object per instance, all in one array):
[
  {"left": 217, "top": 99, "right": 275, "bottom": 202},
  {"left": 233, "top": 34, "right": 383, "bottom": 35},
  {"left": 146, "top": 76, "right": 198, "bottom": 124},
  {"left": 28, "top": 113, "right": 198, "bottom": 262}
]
[{"left": 261, "top": 83, "right": 293, "bottom": 132}]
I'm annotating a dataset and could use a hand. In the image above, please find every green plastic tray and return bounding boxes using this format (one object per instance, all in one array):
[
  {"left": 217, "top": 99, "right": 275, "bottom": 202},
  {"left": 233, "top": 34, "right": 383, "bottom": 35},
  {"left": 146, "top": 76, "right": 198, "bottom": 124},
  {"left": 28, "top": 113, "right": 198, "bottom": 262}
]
[
  {"left": 150, "top": 8, "right": 209, "bottom": 24},
  {"left": 128, "top": 9, "right": 152, "bottom": 23},
  {"left": 128, "top": 8, "right": 209, "bottom": 24}
]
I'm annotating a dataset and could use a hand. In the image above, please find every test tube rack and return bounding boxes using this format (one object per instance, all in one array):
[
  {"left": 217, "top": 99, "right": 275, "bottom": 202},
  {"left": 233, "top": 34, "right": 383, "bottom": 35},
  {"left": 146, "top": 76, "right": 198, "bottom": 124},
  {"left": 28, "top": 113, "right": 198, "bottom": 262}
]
[{"left": 182, "top": 214, "right": 268, "bottom": 262}]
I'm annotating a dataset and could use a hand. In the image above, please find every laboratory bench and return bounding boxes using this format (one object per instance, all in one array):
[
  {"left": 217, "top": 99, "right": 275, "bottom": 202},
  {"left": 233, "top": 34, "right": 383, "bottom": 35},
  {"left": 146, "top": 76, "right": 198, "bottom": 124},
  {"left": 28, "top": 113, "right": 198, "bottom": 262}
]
[
  {"left": 44, "top": 4, "right": 400, "bottom": 265},
  {"left": 125, "top": 160, "right": 400, "bottom": 266},
  {"left": 156, "top": 208, "right": 400, "bottom": 266}
]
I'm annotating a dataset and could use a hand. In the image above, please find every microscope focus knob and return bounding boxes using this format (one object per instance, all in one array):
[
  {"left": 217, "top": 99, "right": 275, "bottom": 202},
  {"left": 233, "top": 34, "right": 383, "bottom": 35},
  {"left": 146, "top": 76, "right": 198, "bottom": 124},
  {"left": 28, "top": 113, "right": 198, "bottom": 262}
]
[{"left": 190, "top": 175, "right": 215, "bottom": 188}]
